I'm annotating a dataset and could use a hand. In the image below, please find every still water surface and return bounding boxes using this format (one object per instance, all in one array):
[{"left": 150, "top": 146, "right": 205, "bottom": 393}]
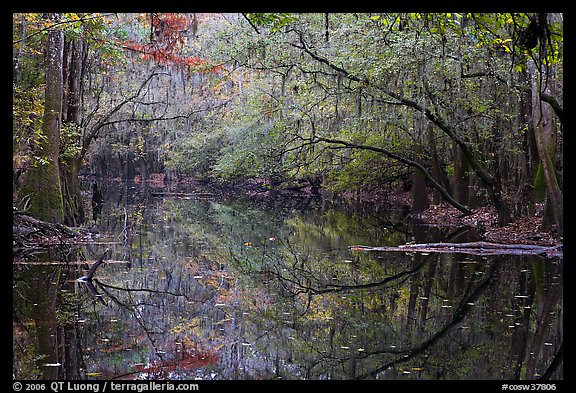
[{"left": 13, "top": 181, "right": 563, "bottom": 380}]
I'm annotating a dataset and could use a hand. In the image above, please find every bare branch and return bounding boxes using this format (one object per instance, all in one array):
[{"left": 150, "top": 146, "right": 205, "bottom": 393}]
[{"left": 79, "top": 71, "right": 170, "bottom": 161}]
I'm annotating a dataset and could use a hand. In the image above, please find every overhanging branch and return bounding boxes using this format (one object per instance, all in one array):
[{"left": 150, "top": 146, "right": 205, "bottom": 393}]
[
  {"left": 314, "top": 136, "right": 472, "bottom": 215},
  {"left": 293, "top": 35, "right": 504, "bottom": 214}
]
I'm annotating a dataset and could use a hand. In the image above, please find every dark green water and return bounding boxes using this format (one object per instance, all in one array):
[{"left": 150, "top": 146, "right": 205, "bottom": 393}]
[{"left": 13, "top": 181, "right": 563, "bottom": 380}]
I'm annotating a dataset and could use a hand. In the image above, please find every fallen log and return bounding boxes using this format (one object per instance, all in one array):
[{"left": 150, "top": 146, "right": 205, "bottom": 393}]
[
  {"left": 349, "top": 241, "right": 562, "bottom": 257},
  {"left": 13, "top": 210, "right": 119, "bottom": 259}
]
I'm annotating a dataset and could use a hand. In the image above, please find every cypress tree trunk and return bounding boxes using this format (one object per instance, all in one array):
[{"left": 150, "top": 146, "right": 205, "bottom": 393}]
[
  {"left": 19, "top": 13, "right": 64, "bottom": 224},
  {"left": 61, "top": 35, "right": 86, "bottom": 226},
  {"left": 529, "top": 59, "right": 563, "bottom": 236}
]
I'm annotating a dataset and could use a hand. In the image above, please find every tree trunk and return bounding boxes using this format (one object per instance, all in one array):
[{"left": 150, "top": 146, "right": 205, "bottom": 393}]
[
  {"left": 515, "top": 69, "right": 538, "bottom": 216},
  {"left": 19, "top": 13, "right": 65, "bottom": 224},
  {"left": 60, "top": 34, "right": 86, "bottom": 226},
  {"left": 411, "top": 114, "right": 429, "bottom": 214},
  {"left": 66, "top": 37, "right": 84, "bottom": 124},
  {"left": 60, "top": 157, "right": 85, "bottom": 226},
  {"left": 452, "top": 144, "right": 470, "bottom": 205},
  {"left": 529, "top": 59, "right": 563, "bottom": 236},
  {"left": 30, "top": 268, "right": 60, "bottom": 379},
  {"left": 14, "top": 14, "right": 27, "bottom": 84},
  {"left": 524, "top": 259, "right": 562, "bottom": 379},
  {"left": 427, "top": 124, "right": 444, "bottom": 205}
]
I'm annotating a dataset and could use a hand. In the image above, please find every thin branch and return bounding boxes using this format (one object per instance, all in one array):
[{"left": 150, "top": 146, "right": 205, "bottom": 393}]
[
  {"left": 241, "top": 13, "right": 261, "bottom": 35},
  {"left": 79, "top": 71, "right": 170, "bottom": 161},
  {"left": 293, "top": 35, "right": 503, "bottom": 211},
  {"left": 95, "top": 280, "right": 196, "bottom": 300},
  {"left": 95, "top": 98, "right": 232, "bottom": 129},
  {"left": 13, "top": 13, "right": 115, "bottom": 45}
]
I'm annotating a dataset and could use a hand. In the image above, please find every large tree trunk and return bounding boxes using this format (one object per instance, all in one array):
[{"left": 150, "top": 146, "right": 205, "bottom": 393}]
[
  {"left": 66, "top": 37, "right": 84, "bottom": 124},
  {"left": 60, "top": 34, "right": 86, "bottom": 226},
  {"left": 529, "top": 59, "right": 563, "bottom": 236},
  {"left": 19, "top": 13, "right": 64, "bottom": 224}
]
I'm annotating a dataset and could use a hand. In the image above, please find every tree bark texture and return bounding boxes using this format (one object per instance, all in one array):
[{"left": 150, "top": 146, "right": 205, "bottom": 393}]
[
  {"left": 60, "top": 34, "right": 86, "bottom": 226},
  {"left": 529, "top": 59, "right": 563, "bottom": 236},
  {"left": 19, "top": 13, "right": 64, "bottom": 224},
  {"left": 60, "top": 157, "right": 85, "bottom": 226}
]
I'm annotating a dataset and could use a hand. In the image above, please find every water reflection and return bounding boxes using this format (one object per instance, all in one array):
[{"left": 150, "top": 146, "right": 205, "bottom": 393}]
[{"left": 13, "top": 181, "right": 563, "bottom": 380}]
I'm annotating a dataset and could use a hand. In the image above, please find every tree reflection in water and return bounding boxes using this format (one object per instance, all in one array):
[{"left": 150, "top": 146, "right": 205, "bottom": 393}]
[{"left": 13, "top": 181, "right": 563, "bottom": 380}]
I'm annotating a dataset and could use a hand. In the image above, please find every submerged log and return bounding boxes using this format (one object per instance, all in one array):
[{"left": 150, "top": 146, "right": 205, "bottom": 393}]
[
  {"left": 78, "top": 248, "right": 109, "bottom": 282},
  {"left": 349, "top": 241, "right": 562, "bottom": 257}
]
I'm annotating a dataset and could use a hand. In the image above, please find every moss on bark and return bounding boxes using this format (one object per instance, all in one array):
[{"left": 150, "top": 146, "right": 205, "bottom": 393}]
[{"left": 19, "top": 161, "right": 64, "bottom": 224}]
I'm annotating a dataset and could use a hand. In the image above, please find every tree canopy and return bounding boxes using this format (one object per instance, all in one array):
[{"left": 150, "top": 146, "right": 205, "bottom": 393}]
[{"left": 13, "top": 12, "right": 563, "bottom": 233}]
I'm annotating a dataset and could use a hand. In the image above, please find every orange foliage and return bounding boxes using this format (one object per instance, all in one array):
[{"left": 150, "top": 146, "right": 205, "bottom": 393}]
[{"left": 119, "top": 13, "right": 222, "bottom": 74}]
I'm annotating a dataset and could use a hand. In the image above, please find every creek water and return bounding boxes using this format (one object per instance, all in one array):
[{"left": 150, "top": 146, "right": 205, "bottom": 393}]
[{"left": 13, "top": 180, "right": 563, "bottom": 380}]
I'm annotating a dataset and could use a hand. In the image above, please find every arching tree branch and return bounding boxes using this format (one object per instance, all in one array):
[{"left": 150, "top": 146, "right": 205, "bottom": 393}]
[{"left": 312, "top": 136, "right": 472, "bottom": 214}]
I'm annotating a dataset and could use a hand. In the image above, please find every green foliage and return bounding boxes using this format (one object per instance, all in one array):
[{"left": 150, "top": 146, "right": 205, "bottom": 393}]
[
  {"left": 244, "top": 13, "right": 299, "bottom": 33},
  {"left": 13, "top": 84, "right": 44, "bottom": 148},
  {"left": 59, "top": 122, "right": 82, "bottom": 162},
  {"left": 165, "top": 131, "right": 225, "bottom": 179},
  {"left": 323, "top": 134, "right": 403, "bottom": 193},
  {"left": 12, "top": 12, "right": 563, "bottom": 220},
  {"left": 211, "top": 119, "right": 288, "bottom": 181}
]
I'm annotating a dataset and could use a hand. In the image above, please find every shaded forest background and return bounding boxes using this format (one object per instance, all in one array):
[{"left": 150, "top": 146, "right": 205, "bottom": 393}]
[{"left": 12, "top": 13, "right": 563, "bottom": 235}]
